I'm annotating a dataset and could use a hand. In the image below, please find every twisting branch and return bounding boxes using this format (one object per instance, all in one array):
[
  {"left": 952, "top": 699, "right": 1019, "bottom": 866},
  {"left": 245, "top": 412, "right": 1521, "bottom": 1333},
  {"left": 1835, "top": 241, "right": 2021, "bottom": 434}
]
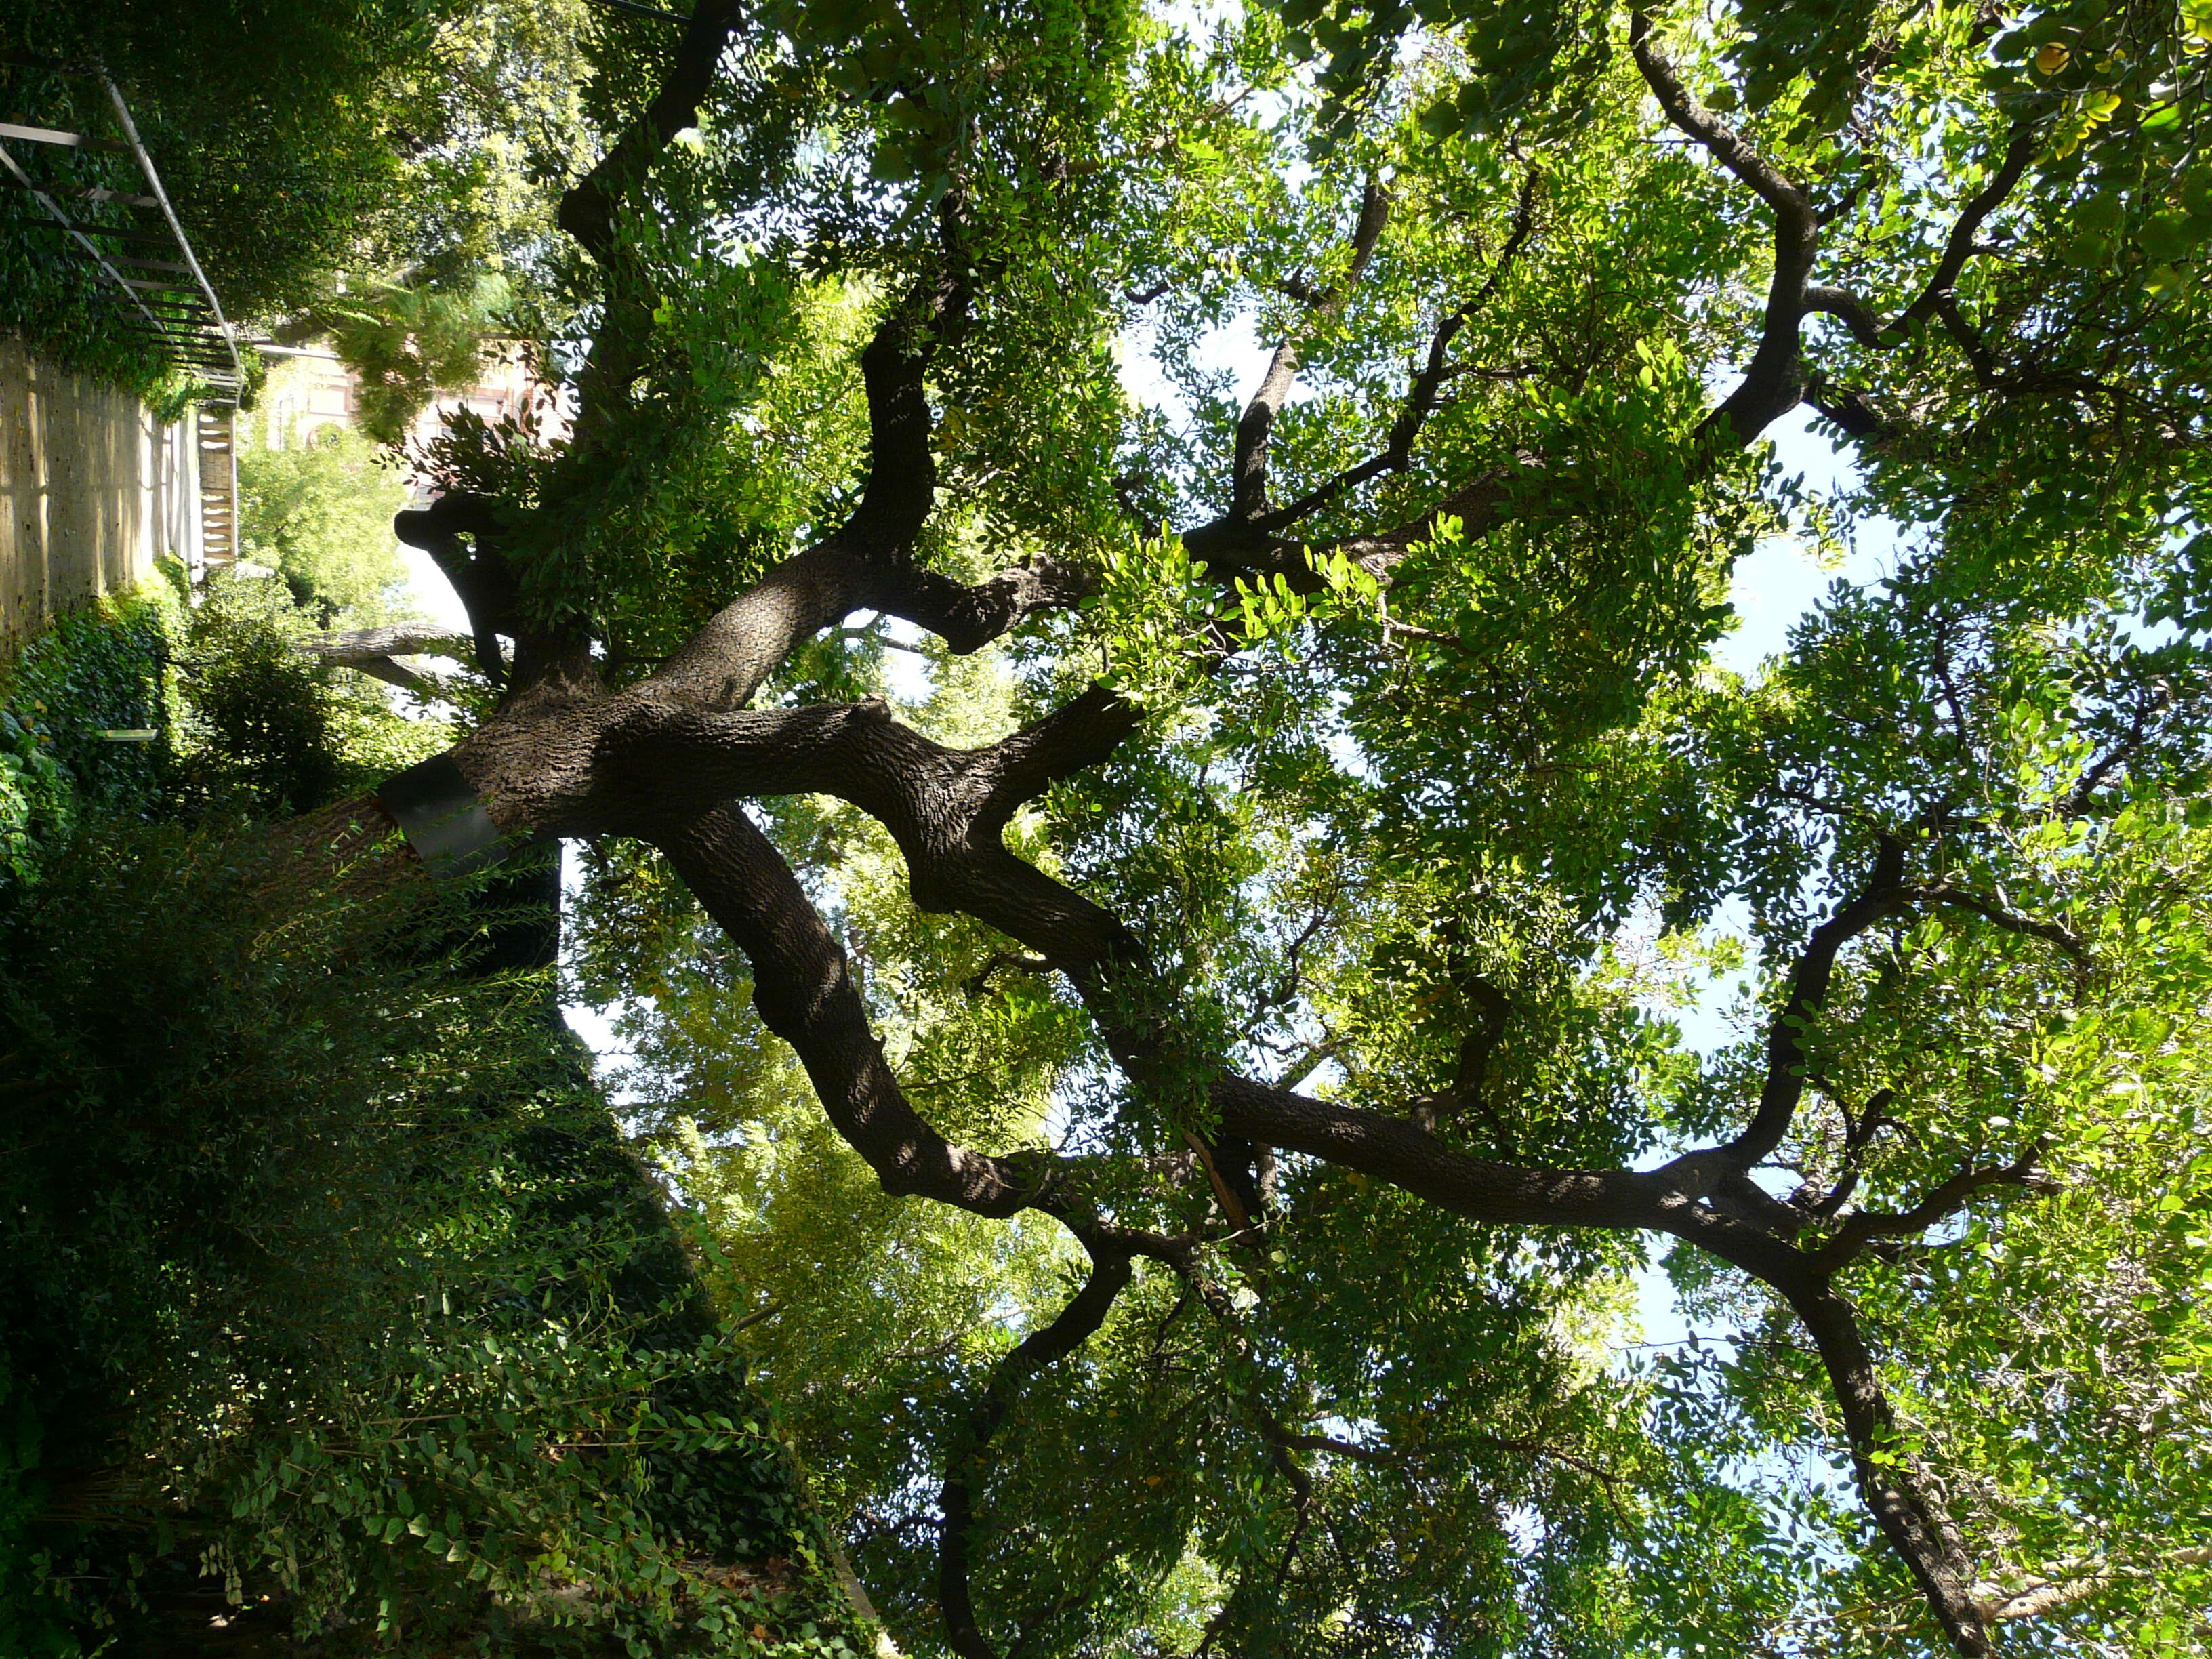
[
  {"left": 534, "top": 686, "right": 2011, "bottom": 1657},
  {"left": 938, "top": 1246, "right": 1136, "bottom": 1659},
  {"left": 1825, "top": 125, "right": 2042, "bottom": 350},
  {"left": 1790, "top": 1085, "right": 1896, "bottom": 1221},
  {"left": 846, "top": 276, "right": 965, "bottom": 556},
  {"left": 556, "top": 0, "right": 745, "bottom": 265},
  {"left": 1799, "top": 123, "right": 2041, "bottom": 436},
  {"left": 392, "top": 493, "right": 522, "bottom": 683},
  {"left": 1632, "top": 18, "right": 2039, "bottom": 449},
  {"left": 1803, "top": 283, "right": 1889, "bottom": 348},
  {"left": 557, "top": 0, "right": 748, "bottom": 462},
  {"left": 965, "top": 950, "right": 1056, "bottom": 1000},
  {"left": 281, "top": 4, "right": 2106, "bottom": 1650},
  {"left": 388, "top": 0, "right": 747, "bottom": 716},
  {"left": 569, "top": 697, "right": 1797, "bottom": 1257},
  {"left": 1723, "top": 837, "right": 1910, "bottom": 1166},
  {"left": 659, "top": 802, "right": 1042, "bottom": 1216},
  {"left": 638, "top": 273, "right": 1087, "bottom": 710},
  {"left": 864, "top": 557, "right": 1097, "bottom": 655},
  {"left": 1631, "top": 13, "right": 1818, "bottom": 445},
  {"left": 651, "top": 798, "right": 1193, "bottom": 1269},
  {"left": 1809, "top": 1145, "right": 2053, "bottom": 1273}
]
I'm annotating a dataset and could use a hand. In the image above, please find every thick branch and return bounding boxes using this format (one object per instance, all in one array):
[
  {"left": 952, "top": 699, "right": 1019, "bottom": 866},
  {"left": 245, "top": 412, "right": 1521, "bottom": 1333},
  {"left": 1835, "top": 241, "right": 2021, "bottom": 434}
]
[
  {"left": 846, "top": 286, "right": 952, "bottom": 554},
  {"left": 554, "top": 0, "right": 747, "bottom": 467},
  {"left": 863, "top": 556, "right": 1096, "bottom": 655},
  {"left": 392, "top": 493, "right": 522, "bottom": 682},
  {"left": 573, "top": 701, "right": 1805, "bottom": 1277},
  {"left": 556, "top": 0, "right": 745, "bottom": 264},
  {"left": 657, "top": 801, "right": 1042, "bottom": 1216},
  {"left": 1977, "top": 1547, "right": 2212, "bottom": 1624},
  {"left": 588, "top": 693, "right": 2009, "bottom": 1656},
  {"left": 297, "top": 624, "right": 483, "bottom": 697},
  {"left": 644, "top": 280, "right": 1045, "bottom": 708},
  {"left": 1783, "top": 1280, "right": 1994, "bottom": 1655},
  {"left": 650, "top": 797, "right": 1188, "bottom": 1267},
  {"left": 1804, "top": 283, "right": 1887, "bottom": 348}
]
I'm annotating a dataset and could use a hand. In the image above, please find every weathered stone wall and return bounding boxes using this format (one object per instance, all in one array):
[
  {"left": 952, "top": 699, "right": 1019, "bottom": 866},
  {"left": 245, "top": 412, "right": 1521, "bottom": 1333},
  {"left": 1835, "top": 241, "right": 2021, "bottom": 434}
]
[{"left": 0, "top": 338, "right": 199, "bottom": 641}]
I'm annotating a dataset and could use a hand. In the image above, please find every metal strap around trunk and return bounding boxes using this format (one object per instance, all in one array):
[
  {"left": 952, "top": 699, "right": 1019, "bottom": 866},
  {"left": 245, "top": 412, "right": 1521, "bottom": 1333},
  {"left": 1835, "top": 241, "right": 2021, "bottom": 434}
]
[{"left": 373, "top": 754, "right": 508, "bottom": 880}]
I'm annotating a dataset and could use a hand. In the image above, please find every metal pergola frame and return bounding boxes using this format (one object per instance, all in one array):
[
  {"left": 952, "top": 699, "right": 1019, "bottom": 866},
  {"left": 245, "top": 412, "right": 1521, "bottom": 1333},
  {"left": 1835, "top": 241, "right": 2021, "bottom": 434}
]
[{"left": 1, "top": 58, "right": 243, "bottom": 403}]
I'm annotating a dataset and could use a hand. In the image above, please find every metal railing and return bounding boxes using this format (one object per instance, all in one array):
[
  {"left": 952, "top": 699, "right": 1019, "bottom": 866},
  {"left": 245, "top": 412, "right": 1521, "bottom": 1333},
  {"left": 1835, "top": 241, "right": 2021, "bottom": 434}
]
[{"left": 0, "top": 58, "right": 243, "bottom": 403}]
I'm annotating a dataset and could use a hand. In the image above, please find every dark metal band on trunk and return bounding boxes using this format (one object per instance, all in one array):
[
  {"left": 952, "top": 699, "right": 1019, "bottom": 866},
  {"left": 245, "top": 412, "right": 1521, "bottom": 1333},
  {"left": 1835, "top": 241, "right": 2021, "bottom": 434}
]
[{"left": 373, "top": 754, "right": 508, "bottom": 880}]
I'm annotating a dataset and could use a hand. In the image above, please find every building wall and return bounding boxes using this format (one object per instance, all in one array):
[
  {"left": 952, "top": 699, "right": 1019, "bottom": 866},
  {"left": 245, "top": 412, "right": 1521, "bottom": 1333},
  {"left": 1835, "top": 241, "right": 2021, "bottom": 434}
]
[
  {"left": 0, "top": 338, "right": 199, "bottom": 642},
  {"left": 246, "top": 347, "right": 361, "bottom": 450},
  {"left": 247, "top": 343, "right": 554, "bottom": 462}
]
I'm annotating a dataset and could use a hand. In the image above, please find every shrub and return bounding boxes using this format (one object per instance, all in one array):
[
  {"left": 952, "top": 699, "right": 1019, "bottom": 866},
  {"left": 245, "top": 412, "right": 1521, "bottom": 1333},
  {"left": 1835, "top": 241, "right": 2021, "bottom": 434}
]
[{"left": 0, "top": 825, "right": 861, "bottom": 1656}]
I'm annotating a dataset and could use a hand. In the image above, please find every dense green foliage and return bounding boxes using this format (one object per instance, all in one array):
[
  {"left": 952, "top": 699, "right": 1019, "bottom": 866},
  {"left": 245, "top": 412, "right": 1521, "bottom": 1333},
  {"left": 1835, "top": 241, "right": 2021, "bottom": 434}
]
[
  {"left": 1, "top": 830, "right": 858, "bottom": 1658},
  {"left": 0, "top": 596, "right": 171, "bottom": 882},
  {"left": 239, "top": 423, "right": 414, "bottom": 619},
  {"left": 0, "top": 0, "right": 595, "bottom": 404},
  {"left": 468, "top": 0, "right": 2212, "bottom": 1651},
  {"left": 0, "top": 575, "right": 438, "bottom": 869},
  {"left": 11, "top": 0, "right": 2212, "bottom": 1653},
  {"left": 0, "top": 0, "right": 421, "bottom": 399},
  {"left": 0, "top": 590, "right": 863, "bottom": 1655}
]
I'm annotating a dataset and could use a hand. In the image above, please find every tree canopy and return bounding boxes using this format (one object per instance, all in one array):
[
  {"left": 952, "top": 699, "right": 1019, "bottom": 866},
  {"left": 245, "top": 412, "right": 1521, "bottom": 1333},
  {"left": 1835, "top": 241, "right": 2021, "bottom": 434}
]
[
  {"left": 12, "top": 0, "right": 2212, "bottom": 1654},
  {"left": 0, "top": 0, "right": 594, "bottom": 407}
]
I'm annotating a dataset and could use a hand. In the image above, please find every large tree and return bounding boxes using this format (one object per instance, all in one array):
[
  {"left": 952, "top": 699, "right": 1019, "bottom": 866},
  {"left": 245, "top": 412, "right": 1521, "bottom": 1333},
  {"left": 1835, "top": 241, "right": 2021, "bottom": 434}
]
[{"left": 252, "top": 0, "right": 2212, "bottom": 1652}]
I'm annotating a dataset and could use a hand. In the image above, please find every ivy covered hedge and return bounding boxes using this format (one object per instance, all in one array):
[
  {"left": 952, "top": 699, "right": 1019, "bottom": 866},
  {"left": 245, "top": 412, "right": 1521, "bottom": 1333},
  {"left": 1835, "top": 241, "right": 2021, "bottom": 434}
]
[
  {"left": 0, "top": 571, "right": 453, "bottom": 884},
  {"left": 0, "top": 593, "right": 171, "bottom": 885}
]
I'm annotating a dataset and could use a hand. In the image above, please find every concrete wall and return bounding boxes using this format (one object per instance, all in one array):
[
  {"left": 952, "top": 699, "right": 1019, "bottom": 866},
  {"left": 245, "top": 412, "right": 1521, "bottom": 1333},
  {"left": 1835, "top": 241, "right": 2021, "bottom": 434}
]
[{"left": 0, "top": 337, "right": 199, "bottom": 642}]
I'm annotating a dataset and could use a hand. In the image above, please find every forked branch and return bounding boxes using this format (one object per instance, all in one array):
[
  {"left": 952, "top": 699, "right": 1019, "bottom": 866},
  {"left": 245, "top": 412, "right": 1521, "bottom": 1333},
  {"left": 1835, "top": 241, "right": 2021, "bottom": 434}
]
[
  {"left": 1726, "top": 837, "right": 1909, "bottom": 1166},
  {"left": 1810, "top": 1145, "right": 2052, "bottom": 1272},
  {"left": 1235, "top": 164, "right": 1545, "bottom": 542},
  {"left": 1228, "top": 179, "right": 1391, "bottom": 523},
  {"left": 1805, "top": 125, "right": 2039, "bottom": 352}
]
